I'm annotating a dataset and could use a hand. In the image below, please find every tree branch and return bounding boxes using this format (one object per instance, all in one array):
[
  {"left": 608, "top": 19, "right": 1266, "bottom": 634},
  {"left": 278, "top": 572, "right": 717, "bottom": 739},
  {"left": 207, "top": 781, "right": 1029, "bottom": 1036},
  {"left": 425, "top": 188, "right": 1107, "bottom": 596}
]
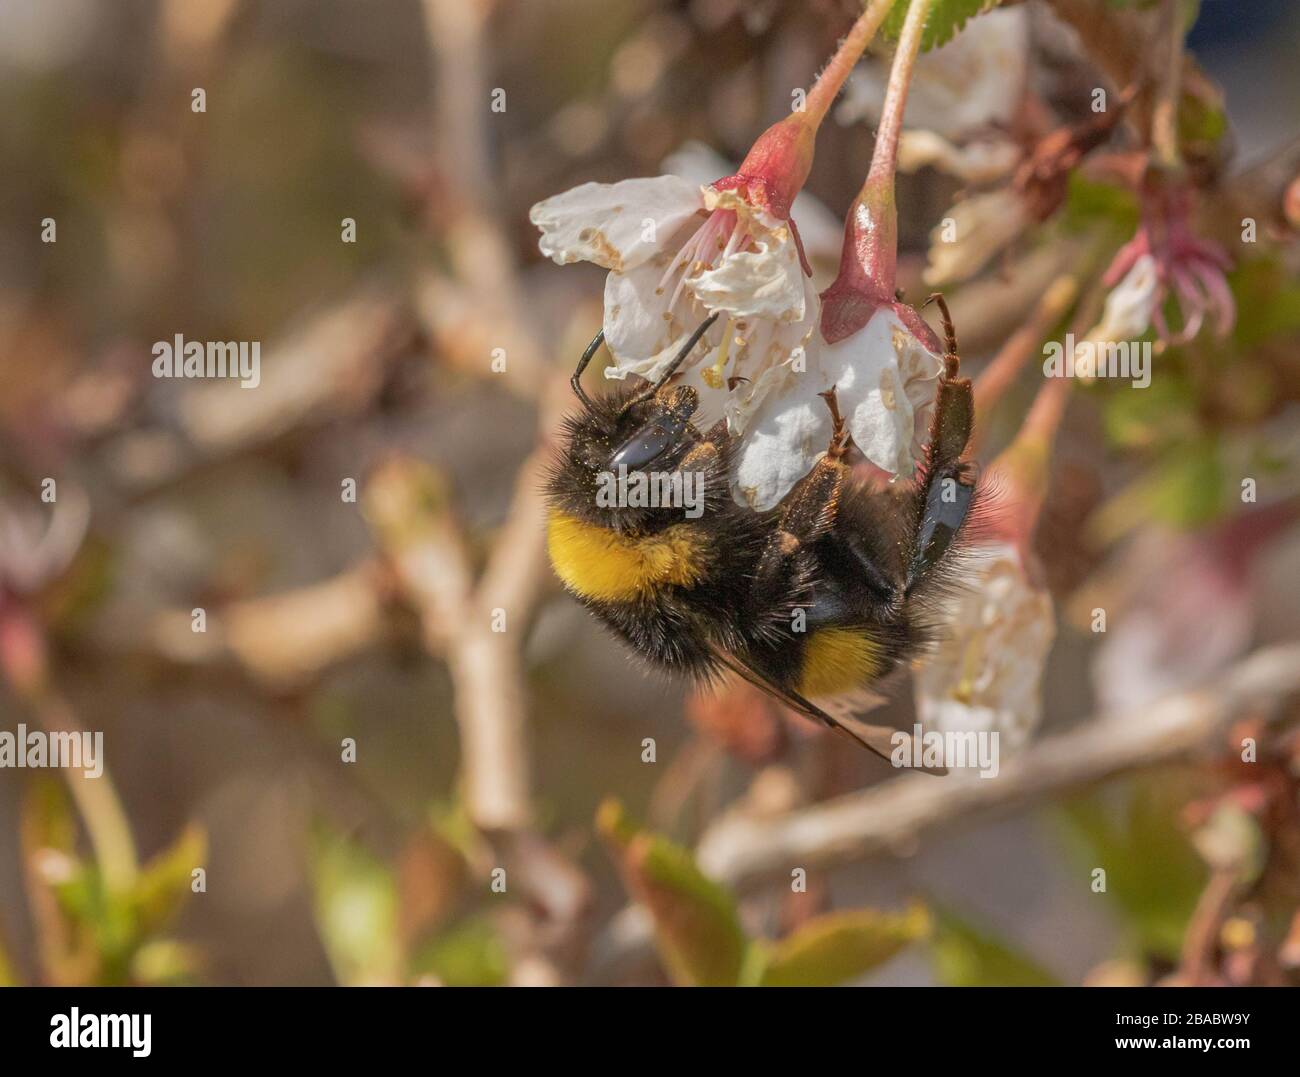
[{"left": 695, "top": 642, "right": 1300, "bottom": 890}]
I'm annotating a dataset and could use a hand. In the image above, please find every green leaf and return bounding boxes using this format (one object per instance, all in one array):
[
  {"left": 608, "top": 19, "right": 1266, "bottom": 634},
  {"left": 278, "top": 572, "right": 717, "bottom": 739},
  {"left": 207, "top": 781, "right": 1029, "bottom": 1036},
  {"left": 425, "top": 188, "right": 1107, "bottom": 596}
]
[
  {"left": 929, "top": 908, "right": 1059, "bottom": 986},
  {"left": 758, "top": 905, "right": 931, "bottom": 986},
  {"left": 1061, "top": 174, "right": 1140, "bottom": 237},
  {"left": 1230, "top": 257, "right": 1300, "bottom": 349},
  {"left": 411, "top": 916, "right": 509, "bottom": 987},
  {"left": 882, "top": 0, "right": 1003, "bottom": 52},
  {"left": 307, "top": 823, "right": 402, "bottom": 985},
  {"left": 1058, "top": 773, "right": 1208, "bottom": 959},
  {"left": 597, "top": 799, "right": 747, "bottom": 986},
  {"left": 130, "top": 825, "right": 206, "bottom": 938},
  {"left": 1148, "top": 438, "right": 1226, "bottom": 528},
  {"left": 20, "top": 778, "right": 101, "bottom": 983}
]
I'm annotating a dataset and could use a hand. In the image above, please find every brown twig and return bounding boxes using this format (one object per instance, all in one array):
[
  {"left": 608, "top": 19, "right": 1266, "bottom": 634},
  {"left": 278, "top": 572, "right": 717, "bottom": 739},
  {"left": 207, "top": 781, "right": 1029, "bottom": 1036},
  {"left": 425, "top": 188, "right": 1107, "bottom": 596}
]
[{"left": 694, "top": 642, "right": 1300, "bottom": 890}]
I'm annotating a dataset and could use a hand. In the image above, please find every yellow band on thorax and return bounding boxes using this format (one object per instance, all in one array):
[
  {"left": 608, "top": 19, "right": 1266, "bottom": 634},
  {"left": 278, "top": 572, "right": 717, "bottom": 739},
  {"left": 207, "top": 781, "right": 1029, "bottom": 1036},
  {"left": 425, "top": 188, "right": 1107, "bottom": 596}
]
[{"left": 547, "top": 510, "right": 708, "bottom": 602}]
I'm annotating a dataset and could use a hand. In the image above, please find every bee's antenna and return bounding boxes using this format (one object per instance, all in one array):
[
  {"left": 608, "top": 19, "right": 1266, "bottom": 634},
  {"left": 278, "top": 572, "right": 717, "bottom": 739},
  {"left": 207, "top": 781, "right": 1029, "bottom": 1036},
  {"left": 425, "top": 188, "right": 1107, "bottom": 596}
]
[
  {"left": 652, "top": 312, "right": 720, "bottom": 391},
  {"left": 923, "top": 292, "right": 959, "bottom": 367},
  {"left": 570, "top": 329, "right": 605, "bottom": 412},
  {"left": 621, "top": 312, "right": 720, "bottom": 416}
]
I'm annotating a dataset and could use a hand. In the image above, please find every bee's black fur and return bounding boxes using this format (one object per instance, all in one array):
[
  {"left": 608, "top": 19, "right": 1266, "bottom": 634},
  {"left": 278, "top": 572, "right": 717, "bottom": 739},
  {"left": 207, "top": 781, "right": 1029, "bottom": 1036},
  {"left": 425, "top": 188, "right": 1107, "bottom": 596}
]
[{"left": 546, "top": 372, "right": 773, "bottom": 679}]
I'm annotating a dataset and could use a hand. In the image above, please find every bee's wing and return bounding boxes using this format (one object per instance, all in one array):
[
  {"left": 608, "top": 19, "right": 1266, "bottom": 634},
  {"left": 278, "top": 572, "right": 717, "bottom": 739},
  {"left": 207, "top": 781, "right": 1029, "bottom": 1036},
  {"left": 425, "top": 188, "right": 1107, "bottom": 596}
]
[{"left": 708, "top": 646, "right": 947, "bottom": 775}]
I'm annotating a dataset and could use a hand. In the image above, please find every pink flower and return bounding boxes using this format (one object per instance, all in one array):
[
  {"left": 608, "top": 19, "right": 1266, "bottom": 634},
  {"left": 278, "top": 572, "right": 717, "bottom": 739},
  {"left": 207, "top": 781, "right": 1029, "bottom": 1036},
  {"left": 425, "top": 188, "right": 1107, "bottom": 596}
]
[{"left": 1102, "top": 186, "right": 1235, "bottom": 344}]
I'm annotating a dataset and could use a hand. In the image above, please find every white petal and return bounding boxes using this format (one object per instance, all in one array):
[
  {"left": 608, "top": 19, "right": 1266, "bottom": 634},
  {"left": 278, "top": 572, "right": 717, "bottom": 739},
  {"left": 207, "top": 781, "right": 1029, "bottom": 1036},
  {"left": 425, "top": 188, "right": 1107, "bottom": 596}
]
[
  {"left": 837, "top": 8, "right": 1028, "bottom": 138},
  {"left": 924, "top": 189, "right": 1028, "bottom": 286},
  {"left": 672, "top": 355, "right": 729, "bottom": 430},
  {"left": 602, "top": 259, "right": 693, "bottom": 371},
  {"left": 685, "top": 235, "right": 807, "bottom": 322},
  {"left": 529, "top": 175, "right": 702, "bottom": 271},
  {"left": 822, "top": 308, "right": 943, "bottom": 478},
  {"left": 1090, "top": 254, "right": 1158, "bottom": 343},
  {"left": 730, "top": 364, "right": 832, "bottom": 511},
  {"left": 723, "top": 273, "right": 820, "bottom": 428},
  {"left": 915, "top": 543, "right": 1056, "bottom": 750}
]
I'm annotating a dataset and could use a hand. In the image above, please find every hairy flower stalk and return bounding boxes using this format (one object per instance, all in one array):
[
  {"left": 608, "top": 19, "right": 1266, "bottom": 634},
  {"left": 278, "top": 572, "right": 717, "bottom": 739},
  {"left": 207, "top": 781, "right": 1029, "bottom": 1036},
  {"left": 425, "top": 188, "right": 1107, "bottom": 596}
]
[
  {"left": 530, "top": 0, "right": 895, "bottom": 420},
  {"left": 714, "top": 0, "right": 895, "bottom": 222},
  {"left": 821, "top": 0, "right": 936, "bottom": 348}
]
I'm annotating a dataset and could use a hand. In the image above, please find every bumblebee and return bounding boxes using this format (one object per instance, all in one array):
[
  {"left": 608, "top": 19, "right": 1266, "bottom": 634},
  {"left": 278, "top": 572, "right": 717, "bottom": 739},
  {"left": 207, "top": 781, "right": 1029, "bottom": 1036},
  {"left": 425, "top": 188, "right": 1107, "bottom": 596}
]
[
  {"left": 546, "top": 314, "right": 773, "bottom": 677},
  {"left": 545, "top": 299, "right": 976, "bottom": 765}
]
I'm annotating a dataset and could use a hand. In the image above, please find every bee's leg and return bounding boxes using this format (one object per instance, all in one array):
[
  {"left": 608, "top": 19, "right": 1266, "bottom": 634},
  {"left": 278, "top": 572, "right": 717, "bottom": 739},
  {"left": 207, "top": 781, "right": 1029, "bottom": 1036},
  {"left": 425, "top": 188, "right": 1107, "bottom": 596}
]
[
  {"left": 772, "top": 385, "right": 855, "bottom": 545},
  {"left": 906, "top": 295, "right": 975, "bottom": 592},
  {"left": 819, "top": 387, "right": 852, "bottom": 462},
  {"left": 751, "top": 390, "right": 852, "bottom": 600}
]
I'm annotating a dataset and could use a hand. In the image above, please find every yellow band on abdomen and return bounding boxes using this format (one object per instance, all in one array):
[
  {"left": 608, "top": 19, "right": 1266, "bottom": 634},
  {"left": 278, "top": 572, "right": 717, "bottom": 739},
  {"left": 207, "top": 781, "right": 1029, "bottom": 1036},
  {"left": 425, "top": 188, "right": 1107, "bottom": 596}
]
[{"left": 798, "top": 626, "right": 883, "bottom": 699}]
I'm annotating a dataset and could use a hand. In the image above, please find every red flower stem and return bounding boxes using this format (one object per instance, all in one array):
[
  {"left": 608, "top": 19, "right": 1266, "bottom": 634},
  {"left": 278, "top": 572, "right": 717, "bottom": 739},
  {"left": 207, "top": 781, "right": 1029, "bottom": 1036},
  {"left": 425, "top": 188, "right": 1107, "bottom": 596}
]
[
  {"left": 804, "top": 0, "right": 896, "bottom": 128},
  {"left": 990, "top": 363, "right": 1074, "bottom": 548},
  {"left": 862, "top": 0, "right": 931, "bottom": 199},
  {"left": 819, "top": 0, "right": 932, "bottom": 341},
  {"left": 724, "top": 0, "right": 895, "bottom": 220}
]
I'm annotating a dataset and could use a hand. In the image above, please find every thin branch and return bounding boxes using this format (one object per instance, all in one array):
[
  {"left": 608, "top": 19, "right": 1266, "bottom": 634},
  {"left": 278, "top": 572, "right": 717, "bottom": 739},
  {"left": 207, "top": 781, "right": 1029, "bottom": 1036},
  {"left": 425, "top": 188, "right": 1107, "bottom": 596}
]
[
  {"left": 147, "top": 561, "right": 391, "bottom": 688},
  {"left": 694, "top": 642, "right": 1300, "bottom": 890},
  {"left": 1150, "top": 0, "right": 1185, "bottom": 171}
]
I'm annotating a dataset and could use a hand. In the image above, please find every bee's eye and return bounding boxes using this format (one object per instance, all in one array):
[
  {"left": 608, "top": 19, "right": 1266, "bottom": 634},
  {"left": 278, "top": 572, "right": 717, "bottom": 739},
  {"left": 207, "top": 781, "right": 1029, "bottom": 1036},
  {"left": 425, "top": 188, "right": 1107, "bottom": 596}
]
[{"left": 609, "top": 412, "right": 689, "bottom": 471}]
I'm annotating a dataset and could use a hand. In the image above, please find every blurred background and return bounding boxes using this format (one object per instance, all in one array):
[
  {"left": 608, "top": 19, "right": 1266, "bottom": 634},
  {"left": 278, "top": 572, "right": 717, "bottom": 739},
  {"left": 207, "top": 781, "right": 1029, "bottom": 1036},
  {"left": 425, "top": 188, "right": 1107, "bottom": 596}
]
[{"left": 0, "top": 0, "right": 1298, "bottom": 987}]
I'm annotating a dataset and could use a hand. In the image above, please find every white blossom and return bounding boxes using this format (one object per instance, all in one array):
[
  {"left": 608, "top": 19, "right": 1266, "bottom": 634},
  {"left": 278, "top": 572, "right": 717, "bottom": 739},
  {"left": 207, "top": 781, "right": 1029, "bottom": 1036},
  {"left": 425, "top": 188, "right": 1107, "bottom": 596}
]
[
  {"left": 731, "top": 307, "right": 942, "bottom": 510},
  {"left": 531, "top": 175, "right": 818, "bottom": 418},
  {"left": 915, "top": 542, "right": 1056, "bottom": 751},
  {"left": 1090, "top": 253, "right": 1160, "bottom": 342}
]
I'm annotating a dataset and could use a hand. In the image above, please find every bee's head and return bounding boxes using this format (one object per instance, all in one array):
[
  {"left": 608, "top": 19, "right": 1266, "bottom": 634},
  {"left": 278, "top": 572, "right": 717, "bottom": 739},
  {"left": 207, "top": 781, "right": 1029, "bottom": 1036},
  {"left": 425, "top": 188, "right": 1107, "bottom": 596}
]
[
  {"left": 606, "top": 382, "right": 699, "bottom": 471},
  {"left": 546, "top": 377, "right": 705, "bottom": 533}
]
